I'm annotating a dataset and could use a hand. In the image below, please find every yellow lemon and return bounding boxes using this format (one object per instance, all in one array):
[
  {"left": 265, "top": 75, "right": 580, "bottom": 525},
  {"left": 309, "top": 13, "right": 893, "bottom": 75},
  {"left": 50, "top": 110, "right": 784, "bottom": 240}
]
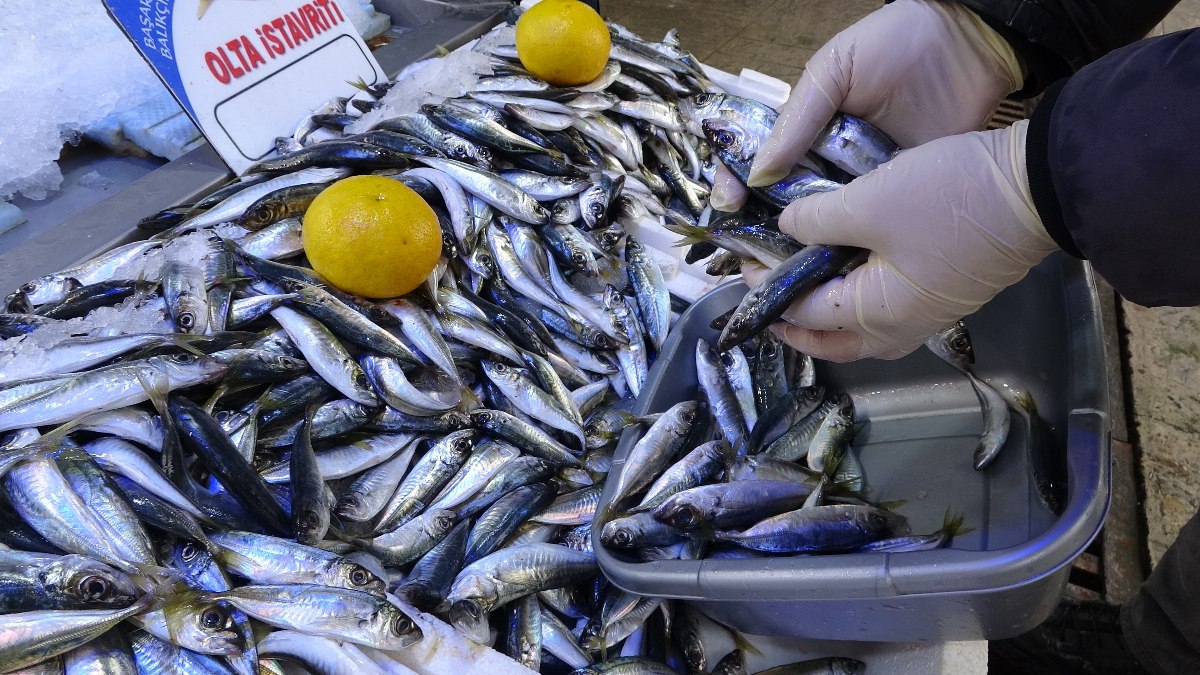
[
  {"left": 302, "top": 175, "right": 441, "bottom": 299},
  {"left": 516, "top": 0, "right": 611, "bottom": 87}
]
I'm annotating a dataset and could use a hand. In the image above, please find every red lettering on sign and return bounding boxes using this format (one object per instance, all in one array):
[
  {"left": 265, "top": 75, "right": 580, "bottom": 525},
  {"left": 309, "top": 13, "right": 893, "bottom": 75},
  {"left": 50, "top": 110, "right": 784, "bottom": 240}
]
[{"left": 205, "top": 50, "right": 230, "bottom": 84}]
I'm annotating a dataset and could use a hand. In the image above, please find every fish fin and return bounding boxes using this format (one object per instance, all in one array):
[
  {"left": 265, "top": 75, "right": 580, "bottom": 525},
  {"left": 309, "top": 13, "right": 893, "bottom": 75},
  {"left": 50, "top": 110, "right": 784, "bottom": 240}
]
[
  {"left": 943, "top": 509, "right": 974, "bottom": 538},
  {"left": 434, "top": 45, "right": 451, "bottom": 57},
  {"left": 196, "top": 0, "right": 213, "bottom": 19},
  {"left": 660, "top": 221, "right": 711, "bottom": 246},
  {"left": 876, "top": 499, "right": 907, "bottom": 511},
  {"left": 203, "top": 385, "right": 229, "bottom": 415},
  {"left": 26, "top": 416, "right": 83, "bottom": 452},
  {"left": 347, "top": 76, "right": 371, "bottom": 92},
  {"left": 730, "top": 630, "right": 763, "bottom": 658},
  {"left": 208, "top": 542, "right": 260, "bottom": 577},
  {"left": 168, "top": 334, "right": 209, "bottom": 357}
]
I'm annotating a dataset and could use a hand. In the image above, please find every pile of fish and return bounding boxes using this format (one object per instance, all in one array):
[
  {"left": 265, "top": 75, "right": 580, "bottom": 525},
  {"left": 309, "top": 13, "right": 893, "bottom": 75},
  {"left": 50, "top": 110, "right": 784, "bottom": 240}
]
[
  {"left": 597, "top": 331, "right": 971, "bottom": 561},
  {"left": 0, "top": 14, "right": 888, "bottom": 675}
]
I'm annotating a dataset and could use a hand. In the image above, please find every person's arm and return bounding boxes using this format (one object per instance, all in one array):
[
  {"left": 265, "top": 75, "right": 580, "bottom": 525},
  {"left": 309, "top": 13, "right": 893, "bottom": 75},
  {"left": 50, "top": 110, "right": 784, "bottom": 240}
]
[
  {"left": 746, "top": 28, "right": 1200, "bottom": 362},
  {"left": 958, "top": 0, "right": 1181, "bottom": 94},
  {"left": 1025, "top": 27, "right": 1200, "bottom": 307}
]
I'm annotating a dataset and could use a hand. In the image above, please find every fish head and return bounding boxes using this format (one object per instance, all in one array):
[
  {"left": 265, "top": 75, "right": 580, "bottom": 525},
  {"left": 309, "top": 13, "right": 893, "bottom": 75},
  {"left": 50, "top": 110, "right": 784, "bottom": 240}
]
[
  {"left": 16, "top": 275, "right": 80, "bottom": 307},
  {"left": 374, "top": 603, "right": 424, "bottom": 649},
  {"left": 468, "top": 409, "right": 497, "bottom": 430},
  {"left": 164, "top": 595, "right": 243, "bottom": 656},
  {"left": 668, "top": 399, "right": 702, "bottom": 433},
  {"left": 925, "top": 320, "right": 974, "bottom": 371},
  {"left": 4, "top": 290, "right": 33, "bottom": 314},
  {"left": 238, "top": 200, "right": 284, "bottom": 230},
  {"left": 678, "top": 92, "right": 721, "bottom": 134},
  {"left": 450, "top": 598, "right": 493, "bottom": 644},
  {"left": 551, "top": 198, "right": 581, "bottom": 226},
  {"left": 701, "top": 118, "right": 738, "bottom": 150},
  {"left": 48, "top": 557, "right": 139, "bottom": 609},
  {"left": 441, "top": 429, "right": 477, "bottom": 459},
  {"left": 655, "top": 491, "right": 717, "bottom": 530},
  {"left": 579, "top": 186, "right": 607, "bottom": 229},
  {"left": 832, "top": 658, "right": 868, "bottom": 675},
  {"left": 600, "top": 516, "right": 643, "bottom": 549},
  {"left": 426, "top": 509, "right": 459, "bottom": 538},
  {"left": 164, "top": 541, "right": 229, "bottom": 591},
  {"left": 481, "top": 360, "right": 522, "bottom": 387},
  {"left": 152, "top": 353, "right": 228, "bottom": 387},
  {"left": 331, "top": 560, "right": 386, "bottom": 597}
]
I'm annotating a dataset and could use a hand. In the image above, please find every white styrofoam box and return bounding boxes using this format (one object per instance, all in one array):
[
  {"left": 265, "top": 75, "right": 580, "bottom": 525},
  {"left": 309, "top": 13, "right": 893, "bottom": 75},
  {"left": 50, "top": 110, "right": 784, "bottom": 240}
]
[{"left": 701, "top": 64, "right": 791, "bottom": 110}]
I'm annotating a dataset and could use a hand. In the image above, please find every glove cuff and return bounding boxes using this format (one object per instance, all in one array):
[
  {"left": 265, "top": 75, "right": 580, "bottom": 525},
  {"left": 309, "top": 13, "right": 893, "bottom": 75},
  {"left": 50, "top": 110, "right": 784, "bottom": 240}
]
[{"left": 949, "top": 2, "right": 1025, "bottom": 95}]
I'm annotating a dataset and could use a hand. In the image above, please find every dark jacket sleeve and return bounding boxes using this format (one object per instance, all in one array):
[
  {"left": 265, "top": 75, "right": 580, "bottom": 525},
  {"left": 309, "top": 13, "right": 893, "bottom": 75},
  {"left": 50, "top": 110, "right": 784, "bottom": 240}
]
[
  {"left": 1024, "top": 28, "right": 1200, "bottom": 307},
  {"left": 956, "top": 0, "right": 1180, "bottom": 94}
]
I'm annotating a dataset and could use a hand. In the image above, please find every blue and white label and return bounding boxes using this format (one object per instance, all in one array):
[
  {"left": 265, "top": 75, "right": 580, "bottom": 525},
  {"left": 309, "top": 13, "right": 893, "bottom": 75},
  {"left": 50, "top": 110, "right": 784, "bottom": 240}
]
[{"left": 104, "top": 0, "right": 385, "bottom": 173}]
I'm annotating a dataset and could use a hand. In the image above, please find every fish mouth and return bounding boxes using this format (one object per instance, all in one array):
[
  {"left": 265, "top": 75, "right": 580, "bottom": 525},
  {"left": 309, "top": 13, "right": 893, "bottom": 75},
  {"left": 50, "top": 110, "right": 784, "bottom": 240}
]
[{"left": 450, "top": 599, "right": 490, "bottom": 644}]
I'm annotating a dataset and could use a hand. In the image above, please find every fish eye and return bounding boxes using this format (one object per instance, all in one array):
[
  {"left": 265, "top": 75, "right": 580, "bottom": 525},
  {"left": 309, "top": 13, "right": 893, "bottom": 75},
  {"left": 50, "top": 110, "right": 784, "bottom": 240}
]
[
  {"left": 200, "top": 606, "right": 229, "bottom": 630},
  {"left": 680, "top": 409, "right": 696, "bottom": 424},
  {"left": 214, "top": 411, "right": 230, "bottom": 422},
  {"left": 437, "top": 515, "right": 455, "bottom": 530},
  {"left": 452, "top": 146, "right": 468, "bottom": 158},
  {"left": 715, "top": 131, "right": 733, "bottom": 146},
  {"left": 572, "top": 252, "right": 587, "bottom": 265},
  {"left": 951, "top": 336, "right": 970, "bottom": 352},
  {"left": 392, "top": 614, "right": 417, "bottom": 636},
  {"left": 719, "top": 352, "right": 735, "bottom": 368},
  {"left": 180, "top": 542, "right": 201, "bottom": 561},
  {"left": 298, "top": 511, "right": 322, "bottom": 531},
  {"left": 492, "top": 363, "right": 506, "bottom": 372},
  {"left": 613, "top": 530, "right": 632, "bottom": 546},
  {"left": 348, "top": 565, "right": 372, "bottom": 586},
  {"left": 78, "top": 575, "right": 111, "bottom": 599},
  {"left": 19, "top": 282, "right": 36, "bottom": 293},
  {"left": 473, "top": 411, "right": 491, "bottom": 424},
  {"left": 676, "top": 507, "right": 697, "bottom": 526},
  {"left": 171, "top": 353, "right": 198, "bottom": 364},
  {"left": 355, "top": 372, "right": 370, "bottom": 388},
  {"left": 695, "top": 93, "right": 711, "bottom": 105},
  {"left": 590, "top": 203, "right": 604, "bottom": 216},
  {"left": 455, "top": 437, "right": 474, "bottom": 452},
  {"left": 730, "top": 314, "right": 746, "bottom": 329},
  {"left": 869, "top": 513, "right": 887, "bottom": 529},
  {"left": 177, "top": 313, "right": 195, "bottom": 330},
  {"left": 255, "top": 206, "right": 274, "bottom": 221}
]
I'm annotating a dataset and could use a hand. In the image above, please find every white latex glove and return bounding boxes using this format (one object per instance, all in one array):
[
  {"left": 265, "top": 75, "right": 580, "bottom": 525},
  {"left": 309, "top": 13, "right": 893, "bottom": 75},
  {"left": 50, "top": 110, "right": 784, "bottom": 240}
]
[
  {"left": 741, "top": 120, "right": 1058, "bottom": 362},
  {"left": 710, "top": 0, "right": 1023, "bottom": 208}
]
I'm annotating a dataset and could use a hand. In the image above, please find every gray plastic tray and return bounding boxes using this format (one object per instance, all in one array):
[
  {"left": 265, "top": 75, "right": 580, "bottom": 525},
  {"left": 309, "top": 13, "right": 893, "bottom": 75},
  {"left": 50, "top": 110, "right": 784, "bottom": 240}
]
[{"left": 594, "top": 253, "right": 1110, "bottom": 642}]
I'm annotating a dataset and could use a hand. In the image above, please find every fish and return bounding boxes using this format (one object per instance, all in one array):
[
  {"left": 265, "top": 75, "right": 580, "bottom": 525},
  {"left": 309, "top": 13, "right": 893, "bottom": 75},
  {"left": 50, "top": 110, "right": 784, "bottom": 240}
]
[
  {"left": 0, "top": 598, "right": 151, "bottom": 672},
  {"left": 0, "top": 551, "right": 138, "bottom": 612},
  {"left": 206, "top": 584, "right": 422, "bottom": 650},
  {"left": 714, "top": 504, "right": 906, "bottom": 553},
  {"left": 603, "top": 400, "right": 700, "bottom": 509},
  {"left": 448, "top": 543, "right": 597, "bottom": 643},
  {"left": 716, "top": 245, "right": 865, "bottom": 352}
]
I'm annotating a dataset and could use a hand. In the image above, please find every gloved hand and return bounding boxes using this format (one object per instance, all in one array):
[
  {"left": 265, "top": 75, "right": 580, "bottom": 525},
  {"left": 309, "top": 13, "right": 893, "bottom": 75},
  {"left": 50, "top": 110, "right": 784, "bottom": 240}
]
[
  {"left": 709, "top": 0, "right": 1024, "bottom": 210},
  {"left": 741, "top": 120, "right": 1058, "bottom": 362}
]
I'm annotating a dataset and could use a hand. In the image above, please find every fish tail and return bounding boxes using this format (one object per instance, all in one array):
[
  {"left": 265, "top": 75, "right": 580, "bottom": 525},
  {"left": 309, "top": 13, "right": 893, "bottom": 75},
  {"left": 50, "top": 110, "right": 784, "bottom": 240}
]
[
  {"left": 167, "top": 334, "right": 209, "bottom": 357},
  {"left": 196, "top": 0, "right": 213, "bottom": 19},
  {"left": 660, "top": 220, "right": 711, "bottom": 246}
]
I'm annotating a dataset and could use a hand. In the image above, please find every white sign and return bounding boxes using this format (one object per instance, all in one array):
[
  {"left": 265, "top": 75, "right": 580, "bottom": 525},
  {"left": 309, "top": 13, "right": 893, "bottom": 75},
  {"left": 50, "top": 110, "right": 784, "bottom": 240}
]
[{"left": 104, "top": 0, "right": 386, "bottom": 173}]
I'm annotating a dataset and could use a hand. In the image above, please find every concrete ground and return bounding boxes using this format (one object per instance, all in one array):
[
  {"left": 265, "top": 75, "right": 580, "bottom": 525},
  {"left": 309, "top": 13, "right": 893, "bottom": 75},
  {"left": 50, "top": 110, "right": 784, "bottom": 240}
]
[{"left": 603, "top": 0, "right": 1200, "bottom": 610}]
